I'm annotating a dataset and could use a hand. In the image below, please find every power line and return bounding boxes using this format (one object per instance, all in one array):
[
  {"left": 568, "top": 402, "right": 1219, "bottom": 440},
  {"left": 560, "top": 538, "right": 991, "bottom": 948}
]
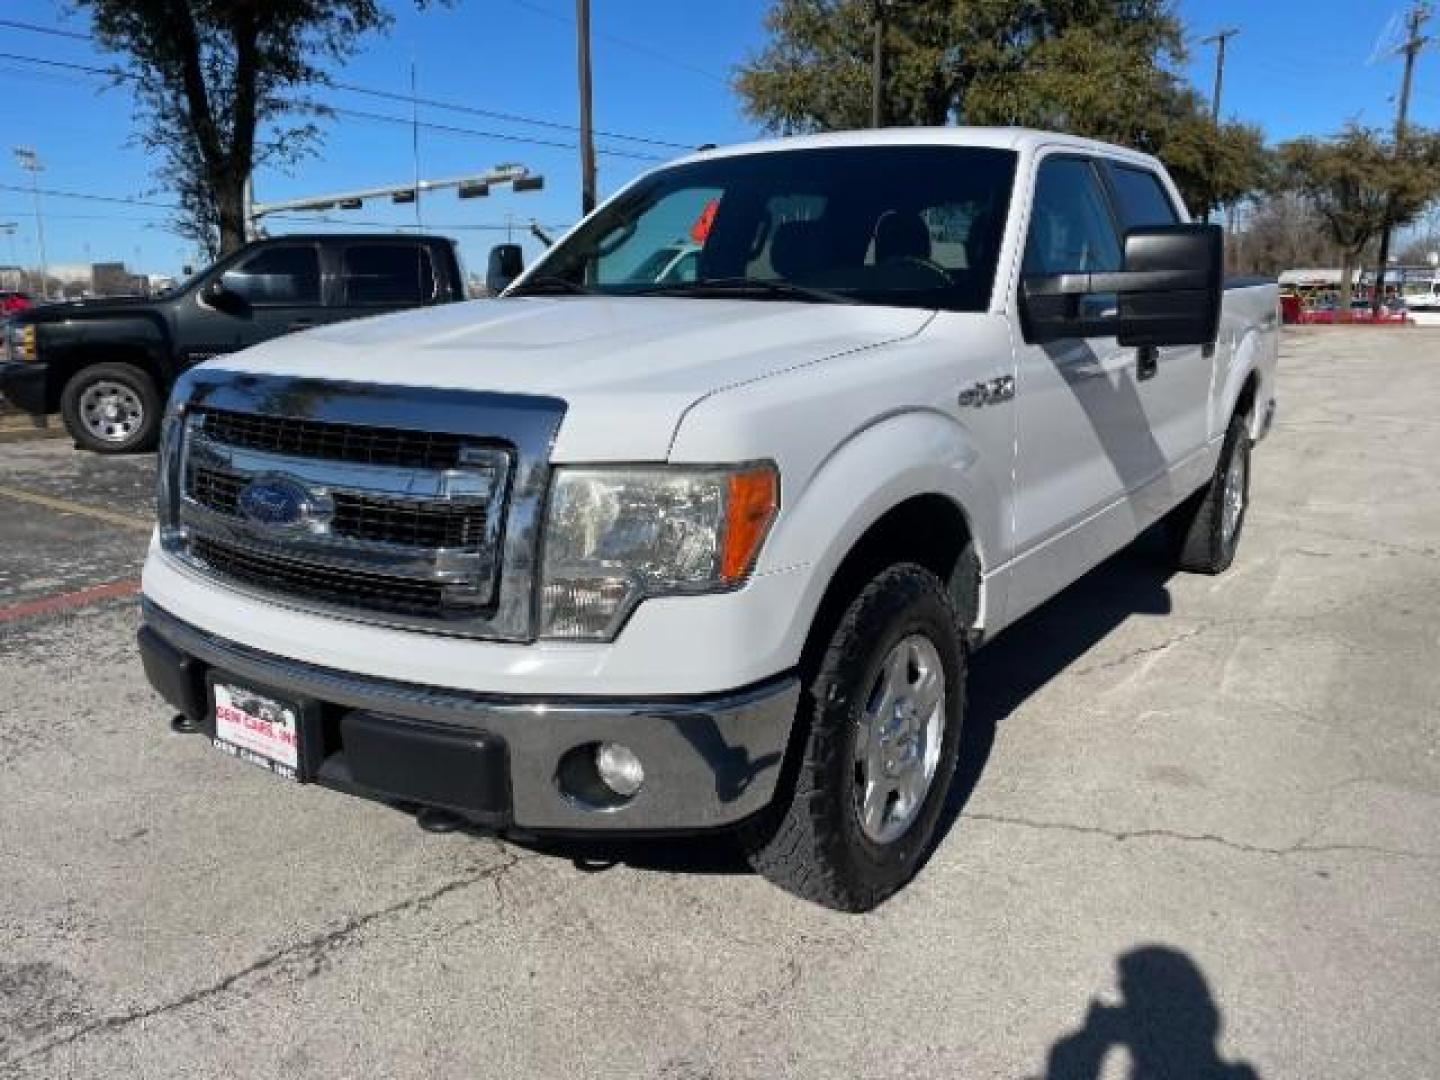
[
  {"left": 0, "top": 18, "right": 90, "bottom": 41},
  {"left": 503, "top": 0, "right": 729, "bottom": 85},
  {"left": 322, "top": 104, "right": 662, "bottom": 160},
  {"left": 0, "top": 51, "right": 667, "bottom": 162},
  {"left": 0, "top": 18, "right": 696, "bottom": 150},
  {"left": 328, "top": 80, "right": 689, "bottom": 149},
  {"left": 0, "top": 181, "right": 176, "bottom": 210}
]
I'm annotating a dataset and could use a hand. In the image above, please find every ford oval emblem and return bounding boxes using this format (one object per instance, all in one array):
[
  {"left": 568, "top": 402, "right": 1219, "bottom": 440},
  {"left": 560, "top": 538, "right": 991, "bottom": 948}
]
[{"left": 238, "top": 476, "right": 319, "bottom": 529}]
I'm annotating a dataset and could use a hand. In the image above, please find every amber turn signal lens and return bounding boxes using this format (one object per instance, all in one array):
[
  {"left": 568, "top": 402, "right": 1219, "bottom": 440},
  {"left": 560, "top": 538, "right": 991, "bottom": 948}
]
[{"left": 721, "top": 465, "right": 779, "bottom": 582}]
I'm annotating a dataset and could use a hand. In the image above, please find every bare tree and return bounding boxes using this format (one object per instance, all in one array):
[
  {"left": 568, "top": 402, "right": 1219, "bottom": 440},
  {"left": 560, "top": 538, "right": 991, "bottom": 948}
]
[{"left": 77, "top": 1, "right": 402, "bottom": 257}]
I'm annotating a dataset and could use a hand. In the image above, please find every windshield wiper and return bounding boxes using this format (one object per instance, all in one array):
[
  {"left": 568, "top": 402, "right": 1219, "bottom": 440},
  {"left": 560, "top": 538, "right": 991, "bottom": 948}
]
[
  {"left": 507, "top": 275, "right": 596, "bottom": 297},
  {"left": 635, "top": 277, "right": 857, "bottom": 305}
]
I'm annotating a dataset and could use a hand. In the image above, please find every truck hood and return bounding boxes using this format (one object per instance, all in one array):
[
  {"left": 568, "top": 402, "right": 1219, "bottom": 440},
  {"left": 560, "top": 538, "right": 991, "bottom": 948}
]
[
  {"left": 209, "top": 296, "right": 934, "bottom": 460},
  {"left": 16, "top": 294, "right": 161, "bottom": 324}
]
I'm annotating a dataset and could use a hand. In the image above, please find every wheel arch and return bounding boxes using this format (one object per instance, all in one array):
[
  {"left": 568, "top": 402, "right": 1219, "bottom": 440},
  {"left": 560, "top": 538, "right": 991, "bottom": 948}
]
[
  {"left": 1219, "top": 326, "right": 1266, "bottom": 441},
  {"left": 765, "top": 410, "right": 997, "bottom": 683}
]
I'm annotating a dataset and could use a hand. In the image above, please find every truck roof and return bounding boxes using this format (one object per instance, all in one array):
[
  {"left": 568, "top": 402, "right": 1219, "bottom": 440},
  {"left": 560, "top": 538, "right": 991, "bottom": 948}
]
[
  {"left": 679, "top": 126, "right": 1165, "bottom": 172},
  {"left": 253, "top": 233, "right": 457, "bottom": 245}
]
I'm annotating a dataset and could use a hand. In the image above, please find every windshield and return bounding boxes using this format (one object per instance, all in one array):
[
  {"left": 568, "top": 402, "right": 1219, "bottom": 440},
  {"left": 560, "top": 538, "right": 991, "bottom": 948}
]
[{"left": 523, "top": 145, "right": 1017, "bottom": 312}]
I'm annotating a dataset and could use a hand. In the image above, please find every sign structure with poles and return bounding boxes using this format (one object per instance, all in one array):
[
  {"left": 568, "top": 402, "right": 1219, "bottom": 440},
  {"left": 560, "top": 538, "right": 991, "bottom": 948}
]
[{"left": 246, "top": 165, "right": 545, "bottom": 234}]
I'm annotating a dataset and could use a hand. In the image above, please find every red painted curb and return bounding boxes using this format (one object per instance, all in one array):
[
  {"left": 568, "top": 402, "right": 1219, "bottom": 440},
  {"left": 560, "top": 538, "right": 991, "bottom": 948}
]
[{"left": 0, "top": 578, "right": 141, "bottom": 624}]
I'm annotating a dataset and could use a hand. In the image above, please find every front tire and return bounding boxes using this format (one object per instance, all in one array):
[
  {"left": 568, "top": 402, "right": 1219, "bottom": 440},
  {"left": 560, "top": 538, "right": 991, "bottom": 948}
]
[
  {"left": 743, "top": 564, "right": 965, "bottom": 912},
  {"left": 60, "top": 362, "right": 162, "bottom": 454}
]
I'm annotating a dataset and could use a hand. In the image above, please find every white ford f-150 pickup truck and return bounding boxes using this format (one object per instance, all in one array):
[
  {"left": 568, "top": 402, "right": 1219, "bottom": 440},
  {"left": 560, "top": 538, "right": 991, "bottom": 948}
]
[{"left": 139, "top": 128, "right": 1278, "bottom": 910}]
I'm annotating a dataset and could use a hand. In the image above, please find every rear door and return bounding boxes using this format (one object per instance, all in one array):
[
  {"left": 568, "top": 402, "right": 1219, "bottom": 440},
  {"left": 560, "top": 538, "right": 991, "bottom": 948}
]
[{"left": 336, "top": 241, "right": 442, "bottom": 319}]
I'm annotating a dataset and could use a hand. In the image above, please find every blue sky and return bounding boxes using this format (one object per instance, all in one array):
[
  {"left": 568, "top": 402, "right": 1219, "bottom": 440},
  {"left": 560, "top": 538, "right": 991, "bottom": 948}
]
[{"left": 1, "top": 0, "right": 1436, "bottom": 278}]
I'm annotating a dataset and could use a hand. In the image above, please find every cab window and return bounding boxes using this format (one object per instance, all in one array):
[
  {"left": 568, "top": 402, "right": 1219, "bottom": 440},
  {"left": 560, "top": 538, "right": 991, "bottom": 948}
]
[
  {"left": 1023, "top": 158, "right": 1122, "bottom": 275},
  {"left": 1108, "top": 164, "right": 1182, "bottom": 229},
  {"left": 342, "top": 244, "right": 437, "bottom": 305},
  {"left": 220, "top": 245, "right": 321, "bottom": 306}
]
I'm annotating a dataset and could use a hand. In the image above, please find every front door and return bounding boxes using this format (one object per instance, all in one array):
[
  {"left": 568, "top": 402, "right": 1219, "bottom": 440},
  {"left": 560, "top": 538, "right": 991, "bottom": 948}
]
[
  {"left": 1011, "top": 155, "right": 1162, "bottom": 562},
  {"left": 181, "top": 241, "right": 327, "bottom": 367}
]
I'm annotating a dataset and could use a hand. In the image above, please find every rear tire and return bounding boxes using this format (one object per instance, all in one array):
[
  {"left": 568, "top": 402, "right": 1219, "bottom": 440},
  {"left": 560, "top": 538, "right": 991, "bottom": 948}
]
[
  {"left": 1169, "top": 410, "right": 1252, "bottom": 574},
  {"left": 60, "top": 362, "right": 161, "bottom": 454},
  {"left": 742, "top": 564, "right": 965, "bottom": 912}
]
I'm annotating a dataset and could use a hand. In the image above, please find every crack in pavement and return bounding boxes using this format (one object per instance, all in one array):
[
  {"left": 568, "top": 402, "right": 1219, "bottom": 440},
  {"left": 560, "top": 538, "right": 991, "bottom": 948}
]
[
  {"left": 1069, "top": 626, "right": 1208, "bottom": 678},
  {"left": 2, "top": 845, "right": 522, "bottom": 1070},
  {"left": 961, "top": 811, "right": 1438, "bottom": 862}
]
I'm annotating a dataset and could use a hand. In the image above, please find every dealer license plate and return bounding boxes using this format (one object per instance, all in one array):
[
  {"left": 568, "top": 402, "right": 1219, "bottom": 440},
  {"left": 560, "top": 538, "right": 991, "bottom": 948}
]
[{"left": 212, "top": 681, "right": 302, "bottom": 781}]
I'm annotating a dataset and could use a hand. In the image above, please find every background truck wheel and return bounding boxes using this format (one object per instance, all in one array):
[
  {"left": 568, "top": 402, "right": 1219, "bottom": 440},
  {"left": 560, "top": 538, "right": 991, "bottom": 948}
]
[
  {"left": 742, "top": 563, "right": 965, "bottom": 912},
  {"left": 1169, "top": 410, "right": 1252, "bottom": 574},
  {"left": 60, "top": 363, "right": 162, "bottom": 454}
]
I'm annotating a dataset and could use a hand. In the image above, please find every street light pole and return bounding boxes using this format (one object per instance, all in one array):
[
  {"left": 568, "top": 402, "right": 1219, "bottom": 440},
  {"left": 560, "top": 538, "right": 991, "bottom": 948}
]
[
  {"left": 12, "top": 147, "right": 49, "bottom": 300},
  {"left": 1, "top": 223, "right": 18, "bottom": 290}
]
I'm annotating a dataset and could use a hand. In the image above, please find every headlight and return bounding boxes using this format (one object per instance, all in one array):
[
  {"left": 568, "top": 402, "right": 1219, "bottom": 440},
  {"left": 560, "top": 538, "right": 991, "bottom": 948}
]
[
  {"left": 539, "top": 463, "right": 779, "bottom": 640},
  {"left": 3, "top": 322, "right": 37, "bottom": 362}
]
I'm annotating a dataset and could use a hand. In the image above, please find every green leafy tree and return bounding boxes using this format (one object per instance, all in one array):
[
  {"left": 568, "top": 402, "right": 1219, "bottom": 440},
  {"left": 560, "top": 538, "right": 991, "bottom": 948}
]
[
  {"left": 735, "top": 0, "right": 1268, "bottom": 216},
  {"left": 75, "top": 1, "right": 404, "bottom": 257},
  {"left": 1277, "top": 125, "right": 1440, "bottom": 314}
]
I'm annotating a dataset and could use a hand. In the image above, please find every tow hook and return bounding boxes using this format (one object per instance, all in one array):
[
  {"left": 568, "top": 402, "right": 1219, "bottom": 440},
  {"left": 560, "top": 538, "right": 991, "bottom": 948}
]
[{"left": 416, "top": 806, "right": 469, "bottom": 834}]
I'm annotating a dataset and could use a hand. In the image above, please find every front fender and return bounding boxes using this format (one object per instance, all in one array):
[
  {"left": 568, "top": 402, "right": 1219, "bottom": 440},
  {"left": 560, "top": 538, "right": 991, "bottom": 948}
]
[
  {"left": 758, "top": 409, "right": 1001, "bottom": 658},
  {"left": 44, "top": 314, "right": 172, "bottom": 383}
]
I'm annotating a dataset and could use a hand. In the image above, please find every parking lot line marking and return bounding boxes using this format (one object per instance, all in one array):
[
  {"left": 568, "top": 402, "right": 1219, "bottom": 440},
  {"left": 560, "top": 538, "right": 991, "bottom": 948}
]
[
  {"left": 0, "top": 484, "right": 153, "bottom": 533},
  {"left": 0, "top": 578, "right": 141, "bottom": 623}
]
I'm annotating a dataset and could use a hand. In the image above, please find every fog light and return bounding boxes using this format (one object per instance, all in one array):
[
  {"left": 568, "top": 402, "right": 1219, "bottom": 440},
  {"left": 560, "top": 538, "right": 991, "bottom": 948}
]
[{"left": 594, "top": 742, "right": 644, "bottom": 797}]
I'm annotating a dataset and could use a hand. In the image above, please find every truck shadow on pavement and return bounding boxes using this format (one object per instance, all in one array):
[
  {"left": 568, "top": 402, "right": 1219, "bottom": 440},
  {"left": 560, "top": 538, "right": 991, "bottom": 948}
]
[
  {"left": 937, "top": 524, "right": 1177, "bottom": 847},
  {"left": 1040, "top": 945, "right": 1260, "bottom": 1079},
  {"left": 507, "top": 527, "right": 1179, "bottom": 880}
]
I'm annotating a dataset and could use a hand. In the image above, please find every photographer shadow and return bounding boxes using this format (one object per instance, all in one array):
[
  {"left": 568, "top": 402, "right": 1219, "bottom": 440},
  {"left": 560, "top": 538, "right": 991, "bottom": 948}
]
[{"left": 1044, "top": 946, "right": 1259, "bottom": 1080}]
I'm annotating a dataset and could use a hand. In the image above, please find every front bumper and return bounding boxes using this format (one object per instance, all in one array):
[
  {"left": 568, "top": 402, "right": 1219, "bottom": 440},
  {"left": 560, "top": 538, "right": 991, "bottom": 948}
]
[
  {"left": 0, "top": 361, "right": 48, "bottom": 416},
  {"left": 138, "top": 601, "right": 798, "bottom": 835}
]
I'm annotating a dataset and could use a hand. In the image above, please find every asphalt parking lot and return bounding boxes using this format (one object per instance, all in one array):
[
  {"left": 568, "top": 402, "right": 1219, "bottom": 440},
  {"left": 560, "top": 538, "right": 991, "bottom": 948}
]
[{"left": 2, "top": 326, "right": 1437, "bottom": 1079}]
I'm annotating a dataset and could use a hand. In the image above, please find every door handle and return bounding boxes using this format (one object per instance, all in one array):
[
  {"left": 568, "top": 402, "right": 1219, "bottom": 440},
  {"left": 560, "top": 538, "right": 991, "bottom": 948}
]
[
  {"left": 289, "top": 319, "right": 316, "bottom": 331},
  {"left": 1136, "top": 345, "right": 1159, "bottom": 381}
]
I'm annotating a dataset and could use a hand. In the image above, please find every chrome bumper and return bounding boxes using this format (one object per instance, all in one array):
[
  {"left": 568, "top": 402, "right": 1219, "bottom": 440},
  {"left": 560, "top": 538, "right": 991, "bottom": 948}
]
[{"left": 140, "top": 601, "right": 798, "bottom": 833}]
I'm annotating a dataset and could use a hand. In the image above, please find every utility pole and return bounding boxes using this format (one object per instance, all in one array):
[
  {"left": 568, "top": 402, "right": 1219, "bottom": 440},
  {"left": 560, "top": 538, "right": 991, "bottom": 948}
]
[
  {"left": 871, "top": 0, "right": 890, "bottom": 128},
  {"left": 576, "top": 0, "right": 597, "bottom": 216},
  {"left": 1373, "top": 2, "right": 1431, "bottom": 315},
  {"left": 12, "top": 147, "right": 49, "bottom": 300},
  {"left": 1200, "top": 28, "right": 1239, "bottom": 223}
]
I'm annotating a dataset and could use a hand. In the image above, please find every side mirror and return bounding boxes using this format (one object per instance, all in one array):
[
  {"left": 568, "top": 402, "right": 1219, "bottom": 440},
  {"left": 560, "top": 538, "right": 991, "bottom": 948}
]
[
  {"left": 1021, "top": 224, "right": 1223, "bottom": 347},
  {"left": 203, "top": 276, "right": 241, "bottom": 309},
  {"left": 486, "top": 243, "right": 524, "bottom": 296}
]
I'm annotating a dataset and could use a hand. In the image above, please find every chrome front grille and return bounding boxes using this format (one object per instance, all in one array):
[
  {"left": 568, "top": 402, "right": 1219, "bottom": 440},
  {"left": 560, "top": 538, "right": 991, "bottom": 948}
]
[
  {"left": 190, "top": 534, "right": 449, "bottom": 618},
  {"left": 188, "top": 463, "right": 490, "bottom": 550},
  {"left": 158, "top": 373, "right": 566, "bottom": 640},
  {"left": 197, "top": 406, "right": 468, "bottom": 469}
]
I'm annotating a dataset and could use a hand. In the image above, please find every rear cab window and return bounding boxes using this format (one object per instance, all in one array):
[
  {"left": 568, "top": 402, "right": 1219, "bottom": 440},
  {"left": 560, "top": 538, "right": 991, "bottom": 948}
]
[{"left": 341, "top": 244, "right": 438, "bottom": 305}]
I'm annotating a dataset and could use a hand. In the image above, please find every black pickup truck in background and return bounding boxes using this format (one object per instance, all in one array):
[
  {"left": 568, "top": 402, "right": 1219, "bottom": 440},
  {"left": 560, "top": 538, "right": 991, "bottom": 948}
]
[{"left": 0, "top": 233, "right": 466, "bottom": 453}]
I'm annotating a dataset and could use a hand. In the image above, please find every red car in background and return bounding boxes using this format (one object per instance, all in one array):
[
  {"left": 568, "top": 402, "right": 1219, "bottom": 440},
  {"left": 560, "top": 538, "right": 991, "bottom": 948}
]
[{"left": 1, "top": 290, "right": 33, "bottom": 315}]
